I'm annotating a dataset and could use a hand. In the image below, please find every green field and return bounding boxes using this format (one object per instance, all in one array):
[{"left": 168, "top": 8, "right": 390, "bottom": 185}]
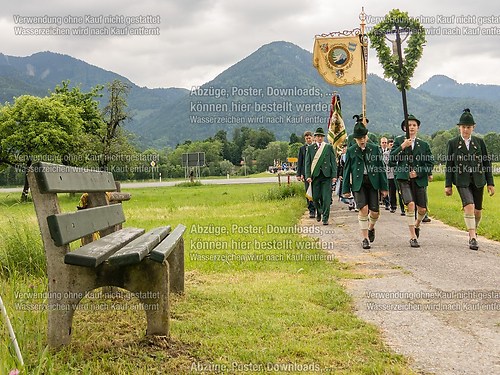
[
  {"left": 427, "top": 175, "right": 500, "bottom": 241},
  {"left": 0, "top": 183, "right": 417, "bottom": 374}
]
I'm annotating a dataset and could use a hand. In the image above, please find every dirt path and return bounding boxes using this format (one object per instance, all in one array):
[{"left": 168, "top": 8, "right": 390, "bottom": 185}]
[{"left": 302, "top": 200, "right": 500, "bottom": 375}]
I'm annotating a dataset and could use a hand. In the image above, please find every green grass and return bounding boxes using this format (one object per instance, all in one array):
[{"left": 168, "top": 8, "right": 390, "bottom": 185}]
[
  {"left": 427, "top": 175, "right": 500, "bottom": 240},
  {"left": 0, "top": 183, "right": 416, "bottom": 374}
]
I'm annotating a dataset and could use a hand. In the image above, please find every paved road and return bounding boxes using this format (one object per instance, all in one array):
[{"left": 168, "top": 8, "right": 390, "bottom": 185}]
[
  {"left": 0, "top": 176, "right": 281, "bottom": 193},
  {"left": 303, "top": 199, "right": 500, "bottom": 375}
]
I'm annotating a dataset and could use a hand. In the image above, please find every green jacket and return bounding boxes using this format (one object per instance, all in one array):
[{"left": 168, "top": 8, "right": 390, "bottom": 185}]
[
  {"left": 389, "top": 135, "right": 434, "bottom": 187},
  {"left": 342, "top": 142, "right": 388, "bottom": 193},
  {"left": 305, "top": 143, "right": 337, "bottom": 179},
  {"left": 445, "top": 135, "right": 494, "bottom": 188}
]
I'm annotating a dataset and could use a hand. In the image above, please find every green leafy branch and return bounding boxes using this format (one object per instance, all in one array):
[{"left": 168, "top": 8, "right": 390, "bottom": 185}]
[{"left": 368, "top": 9, "right": 426, "bottom": 90}]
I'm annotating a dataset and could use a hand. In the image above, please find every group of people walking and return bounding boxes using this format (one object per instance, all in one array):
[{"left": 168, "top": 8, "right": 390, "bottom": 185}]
[{"left": 296, "top": 109, "right": 495, "bottom": 251}]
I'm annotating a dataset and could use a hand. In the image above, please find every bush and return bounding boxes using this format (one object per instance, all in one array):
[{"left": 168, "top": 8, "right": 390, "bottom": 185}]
[
  {"left": 175, "top": 181, "right": 202, "bottom": 187},
  {"left": 262, "top": 183, "right": 304, "bottom": 201}
]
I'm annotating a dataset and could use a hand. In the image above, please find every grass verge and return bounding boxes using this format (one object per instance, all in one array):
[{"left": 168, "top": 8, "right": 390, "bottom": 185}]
[
  {"left": 427, "top": 176, "right": 500, "bottom": 240},
  {"left": 0, "top": 183, "right": 415, "bottom": 374}
]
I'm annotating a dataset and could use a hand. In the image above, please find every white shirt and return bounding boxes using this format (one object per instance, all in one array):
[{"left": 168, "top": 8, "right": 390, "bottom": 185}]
[{"left": 461, "top": 136, "right": 471, "bottom": 150}]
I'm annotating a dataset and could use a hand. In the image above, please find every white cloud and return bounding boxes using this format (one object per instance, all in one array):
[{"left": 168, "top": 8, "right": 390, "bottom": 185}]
[{"left": 1, "top": 0, "right": 499, "bottom": 88}]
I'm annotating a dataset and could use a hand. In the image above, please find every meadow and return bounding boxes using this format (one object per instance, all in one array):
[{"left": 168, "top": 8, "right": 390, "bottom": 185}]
[
  {"left": 0, "top": 182, "right": 417, "bottom": 374},
  {"left": 427, "top": 174, "right": 500, "bottom": 241}
]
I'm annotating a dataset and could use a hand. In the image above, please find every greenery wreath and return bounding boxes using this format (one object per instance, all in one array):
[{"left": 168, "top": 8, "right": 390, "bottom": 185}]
[{"left": 368, "top": 9, "right": 426, "bottom": 91}]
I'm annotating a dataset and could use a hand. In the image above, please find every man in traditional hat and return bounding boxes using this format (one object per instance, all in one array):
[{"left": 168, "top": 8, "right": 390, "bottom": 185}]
[
  {"left": 305, "top": 127, "right": 337, "bottom": 225},
  {"left": 297, "top": 130, "right": 316, "bottom": 218},
  {"left": 445, "top": 109, "right": 495, "bottom": 250},
  {"left": 390, "top": 114, "right": 434, "bottom": 248},
  {"left": 342, "top": 121, "right": 388, "bottom": 249}
]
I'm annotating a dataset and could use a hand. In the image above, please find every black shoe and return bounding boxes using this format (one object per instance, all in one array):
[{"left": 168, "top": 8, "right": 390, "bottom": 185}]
[
  {"left": 309, "top": 212, "right": 315, "bottom": 218},
  {"left": 415, "top": 227, "right": 420, "bottom": 239},
  {"left": 385, "top": 206, "right": 390, "bottom": 211},
  {"left": 316, "top": 212, "right": 321, "bottom": 222},
  {"left": 368, "top": 228, "right": 375, "bottom": 243},
  {"left": 390, "top": 208, "right": 396, "bottom": 213},
  {"left": 422, "top": 216, "right": 431, "bottom": 223},
  {"left": 362, "top": 238, "right": 371, "bottom": 249},
  {"left": 410, "top": 238, "right": 420, "bottom": 248},
  {"left": 323, "top": 221, "right": 328, "bottom": 225},
  {"left": 469, "top": 237, "right": 478, "bottom": 250},
  {"left": 400, "top": 212, "right": 406, "bottom": 216}
]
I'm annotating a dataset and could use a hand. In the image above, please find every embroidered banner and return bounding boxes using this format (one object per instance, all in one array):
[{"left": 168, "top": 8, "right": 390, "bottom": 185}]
[{"left": 313, "top": 36, "right": 364, "bottom": 86}]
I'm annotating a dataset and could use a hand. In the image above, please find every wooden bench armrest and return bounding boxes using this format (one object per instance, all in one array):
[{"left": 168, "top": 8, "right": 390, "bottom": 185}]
[{"left": 149, "top": 224, "right": 187, "bottom": 263}]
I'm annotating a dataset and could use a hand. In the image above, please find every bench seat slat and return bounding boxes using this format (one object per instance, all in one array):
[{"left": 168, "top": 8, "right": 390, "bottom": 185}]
[
  {"left": 107, "top": 226, "right": 172, "bottom": 266},
  {"left": 64, "top": 227, "right": 145, "bottom": 267},
  {"left": 32, "top": 162, "right": 117, "bottom": 193},
  {"left": 47, "top": 205, "right": 126, "bottom": 246},
  {"left": 150, "top": 224, "right": 186, "bottom": 263}
]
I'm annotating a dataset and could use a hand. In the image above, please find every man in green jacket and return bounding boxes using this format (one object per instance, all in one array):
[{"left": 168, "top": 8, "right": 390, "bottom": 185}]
[
  {"left": 445, "top": 109, "right": 495, "bottom": 250},
  {"left": 342, "top": 122, "right": 388, "bottom": 249},
  {"left": 305, "top": 127, "right": 337, "bottom": 225},
  {"left": 390, "top": 115, "right": 434, "bottom": 248}
]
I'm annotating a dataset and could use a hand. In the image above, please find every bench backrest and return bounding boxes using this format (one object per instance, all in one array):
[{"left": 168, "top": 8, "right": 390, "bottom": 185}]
[{"left": 29, "top": 162, "right": 121, "bottom": 251}]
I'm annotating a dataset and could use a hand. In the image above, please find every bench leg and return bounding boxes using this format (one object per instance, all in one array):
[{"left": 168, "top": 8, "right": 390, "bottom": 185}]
[
  {"left": 167, "top": 239, "right": 185, "bottom": 294},
  {"left": 46, "top": 292, "right": 83, "bottom": 348},
  {"left": 120, "top": 260, "right": 170, "bottom": 336},
  {"left": 46, "top": 260, "right": 170, "bottom": 348}
]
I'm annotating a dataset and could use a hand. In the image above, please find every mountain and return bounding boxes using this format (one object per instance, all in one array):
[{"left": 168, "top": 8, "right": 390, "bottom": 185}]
[
  {"left": 417, "top": 75, "right": 500, "bottom": 102},
  {"left": 138, "top": 42, "right": 500, "bottom": 145},
  {"left": 0, "top": 51, "right": 188, "bottom": 144},
  {"left": 1, "top": 44, "right": 499, "bottom": 149}
]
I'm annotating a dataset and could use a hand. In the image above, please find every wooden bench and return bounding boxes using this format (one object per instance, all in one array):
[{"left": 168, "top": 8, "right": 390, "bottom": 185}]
[{"left": 27, "top": 161, "right": 186, "bottom": 349}]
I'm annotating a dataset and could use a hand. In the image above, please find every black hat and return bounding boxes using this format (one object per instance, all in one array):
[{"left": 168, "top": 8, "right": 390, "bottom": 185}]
[
  {"left": 352, "top": 122, "right": 368, "bottom": 139},
  {"left": 401, "top": 114, "right": 420, "bottom": 132},
  {"left": 457, "top": 108, "right": 475, "bottom": 126},
  {"left": 314, "top": 127, "right": 326, "bottom": 136}
]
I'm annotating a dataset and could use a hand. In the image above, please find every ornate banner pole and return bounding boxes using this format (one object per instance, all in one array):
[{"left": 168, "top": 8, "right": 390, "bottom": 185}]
[{"left": 360, "top": 8, "right": 368, "bottom": 126}]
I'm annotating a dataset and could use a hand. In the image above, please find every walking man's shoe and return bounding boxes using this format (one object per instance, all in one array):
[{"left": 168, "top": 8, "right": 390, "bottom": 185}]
[
  {"left": 410, "top": 238, "right": 420, "bottom": 248},
  {"left": 362, "top": 238, "right": 371, "bottom": 249},
  {"left": 469, "top": 237, "right": 479, "bottom": 251},
  {"left": 316, "top": 212, "right": 321, "bottom": 222},
  {"left": 422, "top": 216, "right": 431, "bottom": 223},
  {"left": 368, "top": 228, "right": 375, "bottom": 243}
]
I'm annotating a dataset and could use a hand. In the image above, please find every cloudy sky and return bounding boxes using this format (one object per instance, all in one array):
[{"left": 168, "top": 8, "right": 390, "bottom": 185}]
[{"left": 1, "top": 0, "right": 499, "bottom": 89}]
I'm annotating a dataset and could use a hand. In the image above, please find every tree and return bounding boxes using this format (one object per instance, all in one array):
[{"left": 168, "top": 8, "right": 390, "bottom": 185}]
[
  {"left": 241, "top": 145, "right": 256, "bottom": 174},
  {"left": 483, "top": 132, "right": 500, "bottom": 160},
  {"left": 50, "top": 81, "right": 105, "bottom": 166},
  {"left": 288, "top": 142, "right": 302, "bottom": 159},
  {"left": 99, "top": 80, "right": 131, "bottom": 171},
  {"left": 52, "top": 80, "right": 104, "bottom": 135},
  {"left": 430, "top": 128, "right": 458, "bottom": 165},
  {"left": 219, "top": 160, "right": 234, "bottom": 175},
  {"left": 289, "top": 133, "right": 301, "bottom": 144},
  {"left": 0, "top": 95, "right": 85, "bottom": 200},
  {"left": 248, "top": 127, "right": 276, "bottom": 149},
  {"left": 255, "top": 141, "right": 289, "bottom": 172}
]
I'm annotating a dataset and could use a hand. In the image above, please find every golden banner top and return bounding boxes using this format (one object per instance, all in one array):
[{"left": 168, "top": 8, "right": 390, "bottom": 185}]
[{"left": 313, "top": 36, "right": 364, "bottom": 86}]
